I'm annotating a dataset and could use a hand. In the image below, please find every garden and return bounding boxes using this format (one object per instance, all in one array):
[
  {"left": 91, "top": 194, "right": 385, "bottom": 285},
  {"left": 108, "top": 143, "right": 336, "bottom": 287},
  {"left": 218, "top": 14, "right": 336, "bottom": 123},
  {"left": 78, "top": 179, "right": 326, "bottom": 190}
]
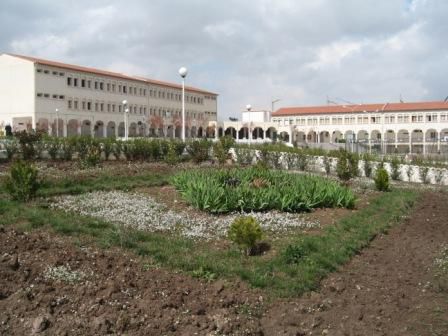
[{"left": 0, "top": 133, "right": 447, "bottom": 335}]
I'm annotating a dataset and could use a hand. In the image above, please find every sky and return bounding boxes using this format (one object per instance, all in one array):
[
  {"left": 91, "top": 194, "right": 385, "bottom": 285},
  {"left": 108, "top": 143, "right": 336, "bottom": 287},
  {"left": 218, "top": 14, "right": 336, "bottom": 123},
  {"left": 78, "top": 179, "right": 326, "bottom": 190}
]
[{"left": 1, "top": 0, "right": 447, "bottom": 120}]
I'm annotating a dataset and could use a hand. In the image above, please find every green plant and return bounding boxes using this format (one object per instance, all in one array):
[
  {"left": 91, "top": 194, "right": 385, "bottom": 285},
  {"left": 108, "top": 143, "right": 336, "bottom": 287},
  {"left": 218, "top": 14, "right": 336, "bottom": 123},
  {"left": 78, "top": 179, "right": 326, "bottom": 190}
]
[
  {"left": 14, "top": 130, "right": 43, "bottom": 160},
  {"left": 419, "top": 166, "right": 430, "bottom": 184},
  {"left": 4, "top": 160, "right": 40, "bottom": 201},
  {"left": 296, "top": 151, "right": 308, "bottom": 171},
  {"left": 406, "top": 165, "right": 414, "bottom": 182},
  {"left": 362, "top": 153, "right": 373, "bottom": 178},
  {"left": 374, "top": 167, "right": 390, "bottom": 192},
  {"left": 228, "top": 216, "right": 263, "bottom": 256},
  {"left": 61, "top": 138, "right": 75, "bottom": 161},
  {"left": 164, "top": 141, "right": 181, "bottom": 165},
  {"left": 112, "top": 140, "right": 123, "bottom": 160},
  {"left": 102, "top": 138, "right": 115, "bottom": 161},
  {"left": 4, "top": 139, "right": 18, "bottom": 161},
  {"left": 234, "top": 147, "right": 253, "bottom": 165},
  {"left": 434, "top": 244, "right": 448, "bottom": 292},
  {"left": 434, "top": 169, "right": 445, "bottom": 185},
  {"left": 390, "top": 156, "right": 401, "bottom": 181},
  {"left": 187, "top": 139, "right": 211, "bottom": 163},
  {"left": 336, "top": 150, "right": 358, "bottom": 182},
  {"left": 323, "top": 156, "right": 332, "bottom": 176},
  {"left": 80, "top": 145, "right": 101, "bottom": 168}
]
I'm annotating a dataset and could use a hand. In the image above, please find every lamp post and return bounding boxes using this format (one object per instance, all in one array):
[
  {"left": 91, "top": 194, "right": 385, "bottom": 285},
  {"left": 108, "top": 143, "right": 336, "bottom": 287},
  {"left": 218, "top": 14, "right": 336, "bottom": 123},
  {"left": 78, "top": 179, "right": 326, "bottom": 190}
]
[
  {"left": 179, "top": 67, "right": 188, "bottom": 142},
  {"left": 122, "top": 100, "right": 128, "bottom": 140},
  {"left": 271, "top": 98, "right": 280, "bottom": 121},
  {"left": 55, "top": 108, "right": 59, "bottom": 137},
  {"left": 246, "top": 104, "right": 252, "bottom": 145}
]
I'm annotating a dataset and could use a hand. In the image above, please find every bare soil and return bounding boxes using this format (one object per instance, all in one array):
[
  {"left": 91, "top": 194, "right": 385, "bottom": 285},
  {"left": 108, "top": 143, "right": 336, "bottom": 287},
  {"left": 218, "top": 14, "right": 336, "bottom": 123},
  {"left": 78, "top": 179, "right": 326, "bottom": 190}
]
[{"left": 1, "top": 191, "right": 448, "bottom": 335}]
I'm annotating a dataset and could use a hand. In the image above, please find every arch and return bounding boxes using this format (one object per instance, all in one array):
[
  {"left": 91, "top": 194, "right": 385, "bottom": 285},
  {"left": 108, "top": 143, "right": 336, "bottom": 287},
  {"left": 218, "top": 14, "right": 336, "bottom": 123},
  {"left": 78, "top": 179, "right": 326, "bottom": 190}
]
[
  {"left": 252, "top": 127, "right": 264, "bottom": 140},
  {"left": 175, "top": 126, "right": 181, "bottom": 138},
  {"left": 332, "top": 130, "right": 343, "bottom": 143},
  {"left": 266, "top": 127, "right": 277, "bottom": 141},
  {"left": 397, "top": 129, "right": 409, "bottom": 143},
  {"left": 295, "top": 131, "right": 306, "bottom": 144},
  {"left": 440, "top": 129, "right": 448, "bottom": 155},
  {"left": 129, "top": 122, "right": 137, "bottom": 137},
  {"left": 137, "top": 121, "right": 146, "bottom": 137},
  {"left": 205, "top": 125, "right": 215, "bottom": 138},
  {"left": 106, "top": 121, "right": 116, "bottom": 138},
  {"left": 94, "top": 120, "right": 104, "bottom": 138},
  {"left": 357, "top": 130, "right": 369, "bottom": 142},
  {"left": 118, "top": 122, "right": 125, "bottom": 138},
  {"left": 319, "top": 130, "right": 330, "bottom": 143},
  {"left": 51, "top": 118, "right": 64, "bottom": 137},
  {"left": 384, "top": 129, "right": 395, "bottom": 143},
  {"left": 307, "top": 130, "right": 317, "bottom": 143},
  {"left": 344, "top": 130, "right": 355, "bottom": 142},
  {"left": 425, "top": 128, "right": 438, "bottom": 142},
  {"left": 190, "top": 126, "right": 197, "bottom": 138},
  {"left": 36, "top": 118, "right": 49, "bottom": 133},
  {"left": 370, "top": 130, "right": 382, "bottom": 143},
  {"left": 238, "top": 127, "right": 248, "bottom": 140},
  {"left": 166, "top": 125, "right": 174, "bottom": 138},
  {"left": 67, "top": 119, "right": 79, "bottom": 137},
  {"left": 81, "top": 120, "right": 91, "bottom": 136},
  {"left": 197, "top": 126, "right": 204, "bottom": 138},
  {"left": 384, "top": 130, "right": 396, "bottom": 154},
  {"left": 411, "top": 129, "right": 423, "bottom": 142},
  {"left": 279, "top": 131, "right": 290, "bottom": 143},
  {"left": 224, "top": 127, "right": 237, "bottom": 139}
]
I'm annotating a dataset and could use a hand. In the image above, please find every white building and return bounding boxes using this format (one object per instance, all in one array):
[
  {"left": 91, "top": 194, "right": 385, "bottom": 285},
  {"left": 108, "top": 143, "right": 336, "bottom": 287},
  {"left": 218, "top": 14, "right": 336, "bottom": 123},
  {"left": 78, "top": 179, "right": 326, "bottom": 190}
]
[
  {"left": 0, "top": 53, "right": 218, "bottom": 138},
  {"left": 216, "top": 101, "right": 448, "bottom": 154}
]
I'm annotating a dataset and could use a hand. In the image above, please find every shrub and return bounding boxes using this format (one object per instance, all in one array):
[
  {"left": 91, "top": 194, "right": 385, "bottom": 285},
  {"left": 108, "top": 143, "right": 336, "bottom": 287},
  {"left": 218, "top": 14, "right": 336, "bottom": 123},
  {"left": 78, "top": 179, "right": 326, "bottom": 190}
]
[
  {"left": 374, "top": 167, "right": 390, "bottom": 192},
  {"left": 234, "top": 147, "right": 253, "bottom": 165},
  {"left": 4, "top": 139, "right": 18, "bottom": 161},
  {"left": 4, "top": 160, "right": 40, "bottom": 201},
  {"left": 419, "top": 166, "right": 430, "bottom": 184},
  {"left": 14, "top": 130, "right": 43, "bottom": 160},
  {"left": 296, "top": 151, "right": 308, "bottom": 171},
  {"left": 336, "top": 150, "right": 358, "bottom": 182},
  {"left": 61, "top": 138, "right": 76, "bottom": 161},
  {"left": 434, "top": 244, "right": 448, "bottom": 292},
  {"left": 323, "top": 156, "right": 332, "bottom": 176},
  {"left": 164, "top": 141, "right": 181, "bottom": 165},
  {"left": 112, "top": 140, "right": 123, "bottom": 160},
  {"left": 102, "top": 138, "right": 115, "bottom": 161},
  {"left": 213, "top": 141, "right": 228, "bottom": 165},
  {"left": 390, "top": 156, "right": 401, "bottom": 181},
  {"left": 406, "top": 165, "right": 414, "bottom": 182},
  {"left": 46, "top": 137, "right": 60, "bottom": 160},
  {"left": 362, "top": 154, "right": 373, "bottom": 178},
  {"left": 187, "top": 139, "right": 211, "bottom": 163},
  {"left": 80, "top": 146, "right": 101, "bottom": 168},
  {"left": 228, "top": 216, "right": 263, "bottom": 256},
  {"left": 434, "top": 169, "right": 445, "bottom": 185}
]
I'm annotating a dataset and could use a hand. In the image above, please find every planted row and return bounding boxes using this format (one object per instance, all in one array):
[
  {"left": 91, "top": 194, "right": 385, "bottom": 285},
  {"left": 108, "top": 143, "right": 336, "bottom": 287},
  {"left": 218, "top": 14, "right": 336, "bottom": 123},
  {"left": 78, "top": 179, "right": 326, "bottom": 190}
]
[{"left": 171, "top": 167, "right": 355, "bottom": 214}]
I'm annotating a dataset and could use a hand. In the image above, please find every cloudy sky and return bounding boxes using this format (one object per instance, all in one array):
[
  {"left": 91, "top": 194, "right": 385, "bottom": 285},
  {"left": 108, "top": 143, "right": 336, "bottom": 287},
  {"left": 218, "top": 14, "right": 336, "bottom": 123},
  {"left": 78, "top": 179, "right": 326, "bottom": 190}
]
[{"left": 1, "top": 0, "right": 447, "bottom": 120}]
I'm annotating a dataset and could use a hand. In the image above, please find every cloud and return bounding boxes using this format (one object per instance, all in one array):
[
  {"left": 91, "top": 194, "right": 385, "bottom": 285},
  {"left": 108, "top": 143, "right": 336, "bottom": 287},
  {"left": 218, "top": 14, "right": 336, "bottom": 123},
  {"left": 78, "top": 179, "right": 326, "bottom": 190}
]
[{"left": 0, "top": 0, "right": 447, "bottom": 120}]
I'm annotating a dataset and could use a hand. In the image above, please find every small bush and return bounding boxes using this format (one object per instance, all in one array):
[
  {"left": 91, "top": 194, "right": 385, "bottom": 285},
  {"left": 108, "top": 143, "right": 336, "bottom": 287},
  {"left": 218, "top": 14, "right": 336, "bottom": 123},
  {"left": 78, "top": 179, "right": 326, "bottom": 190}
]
[
  {"left": 14, "top": 130, "right": 43, "bottom": 160},
  {"left": 362, "top": 154, "right": 373, "bottom": 178},
  {"left": 419, "top": 166, "right": 430, "bottom": 184},
  {"left": 4, "top": 160, "right": 40, "bottom": 201},
  {"left": 187, "top": 139, "right": 211, "bottom": 163},
  {"left": 374, "top": 167, "right": 390, "bottom": 192},
  {"left": 323, "top": 156, "right": 332, "bottom": 176},
  {"left": 336, "top": 150, "right": 358, "bottom": 182},
  {"left": 406, "top": 165, "right": 414, "bottom": 182},
  {"left": 390, "top": 156, "right": 401, "bottom": 181},
  {"left": 296, "top": 151, "right": 308, "bottom": 171},
  {"left": 80, "top": 146, "right": 101, "bottom": 168},
  {"left": 228, "top": 216, "right": 263, "bottom": 256}
]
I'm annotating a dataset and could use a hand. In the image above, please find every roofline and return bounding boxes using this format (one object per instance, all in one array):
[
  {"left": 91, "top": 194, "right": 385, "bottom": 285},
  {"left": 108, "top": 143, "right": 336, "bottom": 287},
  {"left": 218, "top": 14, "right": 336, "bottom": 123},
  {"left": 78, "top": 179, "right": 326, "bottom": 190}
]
[{"left": 3, "top": 53, "right": 218, "bottom": 96}]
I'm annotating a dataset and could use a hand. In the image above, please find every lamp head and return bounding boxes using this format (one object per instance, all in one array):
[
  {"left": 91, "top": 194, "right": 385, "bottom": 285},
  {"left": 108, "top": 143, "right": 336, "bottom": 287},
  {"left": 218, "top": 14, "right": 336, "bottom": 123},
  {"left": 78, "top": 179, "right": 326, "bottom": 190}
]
[
  {"left": 122, "top": 99, "right": 128, "bottom": 105},
  {"left": 178, "top": 67, "right": 188, "bottom": 78},
  {"left": 246, "top": 104, "right": 252, "bottom": 111},
  {"left": 55, "top": 108, "right": 59, "bottom": 112}
]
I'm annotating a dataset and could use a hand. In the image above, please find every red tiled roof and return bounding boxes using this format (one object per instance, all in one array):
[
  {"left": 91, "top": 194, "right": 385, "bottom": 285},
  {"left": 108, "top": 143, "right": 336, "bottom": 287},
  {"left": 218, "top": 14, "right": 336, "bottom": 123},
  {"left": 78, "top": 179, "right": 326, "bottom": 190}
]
[
  {"left": 273, "top": 101, "right": 448, "bottom": 116},
  {"left": 5, "top": 53, "right": 218, "bottom": 96}
]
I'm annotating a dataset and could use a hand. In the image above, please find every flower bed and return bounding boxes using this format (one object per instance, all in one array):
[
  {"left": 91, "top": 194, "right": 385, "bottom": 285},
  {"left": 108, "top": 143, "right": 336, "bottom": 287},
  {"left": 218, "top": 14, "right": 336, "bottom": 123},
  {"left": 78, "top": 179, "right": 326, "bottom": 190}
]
[
  {"left": 171, "top": 167, "right": 356, "bottom": 214},
  {"left": 49, "top": 191, "right": 319, "bottom": 239}
]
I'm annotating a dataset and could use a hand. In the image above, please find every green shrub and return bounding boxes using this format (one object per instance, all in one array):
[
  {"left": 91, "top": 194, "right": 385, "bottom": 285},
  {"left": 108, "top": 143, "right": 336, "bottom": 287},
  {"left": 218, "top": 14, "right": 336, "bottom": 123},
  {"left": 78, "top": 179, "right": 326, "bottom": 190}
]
[
  {"left": 112, "top": 140, "right": 123, "bottom": 160},
  {"left": 14, "top": 130, "right": 43, "bottom": 160},
  {"left": 4, "top": 160, "right": 40, "bottom": 201},
  {"left": 296, "top": 151, "right": 308, "bottom": 171},
  {"left": 61, "top": 138, "right": 76, "bottom": 161},
  {"left": 80, "top": 146, "right": 101, "bottom": 168},
  {"left": 374, "top": 167, "right": 390, "bottom": 192},
  {"left": 213, "top": 141, "right": 228, "bottom": 165},
  {"left": 187, "top": 139, "right": 211, "bottom": 163},
  {"left": 164, "top": 141, "right": 181, "bottom": 165},
  {"left": 102, "top": 138, "right": 115, "bottom": 161},
  {"left": 362, "top": 154, "right": 373, "bottom": 178},
  {"left": 4, "top": 139, "right": 18, "bottom": 161},
  {"left": 283, "top": 237, "right": 319, "bottom": 264},
  {"left": 419, "top": 166, "right": 430, "bottom": 184},
  {"left": 336, "top": 150, "right": 358, "bottom": 181},
  {"left": 406, "top": 165, "right": 414, "bottom": 182},
  {"left": 228, "top": 216, "right": 263, "bottom": 256},
  {"left": 234, "top": 147, "right": 253, "bottom": 165},
  {"left": 323, "top": 156, "right": 332, "bottom": 176},
  {"left": 390, "top": 156, "right": 401, "bottom": 181}
]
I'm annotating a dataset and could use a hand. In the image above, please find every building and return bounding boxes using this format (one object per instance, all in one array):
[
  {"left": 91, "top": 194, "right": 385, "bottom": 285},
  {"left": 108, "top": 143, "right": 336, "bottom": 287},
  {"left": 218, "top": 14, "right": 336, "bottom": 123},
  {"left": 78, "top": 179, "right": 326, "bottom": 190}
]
[
  {"left": 0, "top": 53, "right": 218, "bottom": 138},
  {"left": 214, "top": 101, "right": 448, "bottom": 155}
]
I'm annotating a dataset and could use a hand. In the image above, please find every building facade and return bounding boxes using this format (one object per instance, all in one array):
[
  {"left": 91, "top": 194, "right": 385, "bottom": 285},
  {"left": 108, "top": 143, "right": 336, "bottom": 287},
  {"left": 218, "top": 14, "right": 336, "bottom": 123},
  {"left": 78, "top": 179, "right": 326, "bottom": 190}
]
[
  {"left": 0, "top": 54, "right": 218, "bottom": 138},
  {"left": 214, "top": 102, "right": 448, "bottom": 155}
]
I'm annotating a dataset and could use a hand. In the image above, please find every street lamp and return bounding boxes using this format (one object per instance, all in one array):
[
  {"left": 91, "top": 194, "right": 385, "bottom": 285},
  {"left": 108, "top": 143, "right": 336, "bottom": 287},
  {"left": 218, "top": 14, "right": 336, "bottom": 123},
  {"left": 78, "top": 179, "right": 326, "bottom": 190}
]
[
  {"left": 122, "top": 99, "right": 128, "bottom": 140},
  {"left": 179, "top": 67, "right": 188, "bottom": 142},
  {"left": 246, "top": 104, "right": 252, "bottom": 145},
  {"left": 55, "top": 108, "right": 59, "bottom": 137}
]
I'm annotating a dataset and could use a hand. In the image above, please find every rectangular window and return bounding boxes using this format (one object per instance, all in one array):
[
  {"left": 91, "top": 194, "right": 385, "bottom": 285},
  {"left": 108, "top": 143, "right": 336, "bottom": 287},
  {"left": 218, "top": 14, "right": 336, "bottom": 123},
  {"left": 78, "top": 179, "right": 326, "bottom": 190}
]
[
  {"left": 36, "top": 69, "right": 42, "bottom": 73},
  {"left": 81, "top": 79, "right": 86, "bottom": 88},
  {"left": 87, "top": 80, "right": 91, "bottom": 88},
  {"left": 43, "top": 70, "right": 49, "bottom": 74},
  {"left": 100, "top": 82, "right": 104, "bottom": 90},
  {"left": 68, "top": 100, "right": 72, "bottom": 109},
  {"left": 59, "top": 72, "right": 64, "bottom": 76},
  {"left": 52, "top": 71, "right": 58, "bottom": 75},
  {"left": 95, "top": 103, "right": 98, "bottom": 111},
  {"left": 67, "top": 77, "right": 72, "bottom": 86},
  {"left": 52, "top": 94, "right": 58, "bottom": 99},
  {"left": 107, "top": 104, "right": 110, "bottom": 112},
  {"left": 87, "top": 102, "right": 91, "bottom": 110},
  {"left": 74, "top": 101, "right": 78, "bottom": 109},
  {"left": 112, "top": 104, "right": 115, "bottom": 112},
  {"left": 112, "top": 84, "right": 116, "bottom": 92},
  {"left": 100, "top": 103, "right": 104, "bottom": 112},
  {"left": 44, "top": 93, "right": 50, "bottom": 98},
  {"left": 36, "top": 93, "right": 43, "bottom": 97},
  {"left": 118, "top": 105, "right": 122, "bottom": 113},
  {"left": 73, "top": 78, "right": 78, "bottom": 87},
  {"left": 118, "top": 85, "right": 122, "bottom": 93},
  {"left": 123, "top": 86, "right": 127, "bottom": 94},
  {"left": 82, "top": 101, "right": 86, "bottom": 110},
  {"left": 95, "top": 82, "right": 98, "bottom": 90},
  {"left": 107, "top": 83, "right": 110, "bottom": 91}
]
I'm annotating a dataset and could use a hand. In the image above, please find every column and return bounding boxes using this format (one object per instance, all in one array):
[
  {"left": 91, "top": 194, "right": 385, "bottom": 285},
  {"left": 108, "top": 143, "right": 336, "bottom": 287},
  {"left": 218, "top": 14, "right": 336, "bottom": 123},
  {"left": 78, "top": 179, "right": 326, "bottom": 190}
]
[
  {"left": 437, "top": 131, "right": 441, "bottom": 153},
  {"left": 423, "top": 135, "right": 426, "bottom": 155},
  {"left": 317, "top": 132, "right": 320, "bottom": 143},
  {"left": 395, "top": 133, "right": 398, "bottom": 151},
  {"left": 77, "top": 121, "right": 81, "bottom": 136},
  {"left": 409, "top": 133, "right": 412, "bottom": 154},
  {"left": 63, "top": 120, "right": 67, "bottom": 137},
  {"left": 102, "top": 124, "right": 107, "bottom": 138}
]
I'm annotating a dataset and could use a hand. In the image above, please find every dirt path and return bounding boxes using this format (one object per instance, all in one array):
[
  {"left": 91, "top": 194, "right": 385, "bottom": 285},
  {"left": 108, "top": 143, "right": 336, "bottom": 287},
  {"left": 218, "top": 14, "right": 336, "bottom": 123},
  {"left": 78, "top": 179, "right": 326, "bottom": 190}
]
[
  {"left": 1, "top": 191, "right": 447, "bottom": 335},
  {"left": 261, "top": 191, "right": 448, "bottom": 336}
]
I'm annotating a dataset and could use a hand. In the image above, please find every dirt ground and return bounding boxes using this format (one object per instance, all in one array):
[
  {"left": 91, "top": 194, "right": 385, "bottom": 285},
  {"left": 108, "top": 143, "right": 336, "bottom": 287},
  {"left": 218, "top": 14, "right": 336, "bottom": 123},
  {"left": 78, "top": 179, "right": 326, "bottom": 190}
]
[{"left": 1, "top": 191, "right": 448, "bottom": 335}]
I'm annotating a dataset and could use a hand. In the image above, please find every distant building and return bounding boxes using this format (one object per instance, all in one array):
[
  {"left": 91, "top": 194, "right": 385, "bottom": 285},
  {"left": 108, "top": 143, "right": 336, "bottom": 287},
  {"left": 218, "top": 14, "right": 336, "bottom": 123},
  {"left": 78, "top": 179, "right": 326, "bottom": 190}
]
[
  {"left": 0, "top": 53, "right": 218, "bottom": 138},
  {"left": 216, "top": 101, "right": 448, "bottom": 154}
]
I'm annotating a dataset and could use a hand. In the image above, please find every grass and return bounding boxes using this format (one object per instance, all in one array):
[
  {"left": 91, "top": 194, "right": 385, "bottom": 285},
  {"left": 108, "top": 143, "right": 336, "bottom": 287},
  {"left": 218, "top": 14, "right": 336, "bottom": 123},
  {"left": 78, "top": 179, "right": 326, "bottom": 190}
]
[{"left": 0, "top": 187, "right": 418, "bottom": 297}]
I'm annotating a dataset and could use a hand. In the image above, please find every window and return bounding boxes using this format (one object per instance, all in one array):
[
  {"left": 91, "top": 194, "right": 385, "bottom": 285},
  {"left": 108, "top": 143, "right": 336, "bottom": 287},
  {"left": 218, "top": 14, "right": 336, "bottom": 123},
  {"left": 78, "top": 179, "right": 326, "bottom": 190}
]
[
  {"left": 100, "top": 82, "right": 104, "bottom": 90},
  {"left": 118, "top": 85, "right": 122, "bottom": 93},
  {"left": 123, "top": 86, "right": 127, "bottom": 94},
  {"left": 36, "top": 93, "right": 43, "bottom": 97},
  {"left": 52, "top": 94, "right": 58, "bottom": 99},
  {"left": 52, "top": 71, "right": 58, "bottom": 75},
  {"left": 95, "top": 103, "right": 98, "bottom": 111},
  {"left": 112, "top": 84, "right": 116, "bottom": 92},
  {"left": 87, "top": 102, "right": 91, "bottom": 110},
  {"left": 73, "top": 78, "right": 78, "bottom": 87},
  {"left": 118, "top": 105, "right": 122, "bottom": 113},
  {"left": 107, "top": 104, "right": 110, "bottom": 112},
  {"left": 112, "top": 104, "right": 115, "bottom": 112},
  {"left": 36, "top": 69, "right": 42, "bottom": 73},
  {"left": 68, "top": 100, "right": 72, "bottom": 109},
  {"left": 44, "top": 93, "right": 50, "bottom": 98},
  {"left": 87, "top": 80, "right": 91, "bottom": 88},
  {"left": 67, "top": 77, "right": 72, "bottom": 86},
  {"left": 107, "top": 83, "right": 110, "bottom": 91},
  {"left": 59, "top": 72, "right": 64, "bottom": 76},
  {"left": 95, "top": 81, "right": 98, "bottom": 90},
  {"left": 100, "top": 103, "right": 104, "bottom": 112},
  {"left": 82, "top": 101, "right": 86, "bottom": 110},
  {"left": 81, "top": 79, "right": 86, "bottom": 88},
  {"left": 43, "top": 70, "right": 49, "bottom": 74},
  {"left": 74, "top": 100, "right": 78, "bottom": 109}
]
